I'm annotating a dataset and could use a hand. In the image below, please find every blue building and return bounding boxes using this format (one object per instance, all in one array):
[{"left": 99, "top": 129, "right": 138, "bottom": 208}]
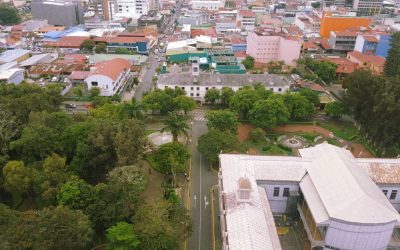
[
  {"left": 354, "top": 33, "right": 391, "bottom": 58},
  {"left": 93, "top": 36, "right": 149, "bottom": 54},
  {"left": 375, "top": 34, "right": 391, "bottom": 58}
]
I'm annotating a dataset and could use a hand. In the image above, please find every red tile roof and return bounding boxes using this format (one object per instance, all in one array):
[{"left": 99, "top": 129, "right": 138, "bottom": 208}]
[
  {"left": 320, "top": 57, "right": 358, "bottom": 74},
  {"left": 303, "top": 41, "right": 319, "bottom": 50},
  {"left": 333, "top": 31, "right": 357, "bottom": 37},
  {"left": 44, "top": 36, "right": 89, "bottom": 48},
  {"left": 93, "top": 36, "right": 149, "bottom": 43},
  {"left": 235, "top": 51, "right": 246, "bottom": 58},
  {"left": 348, "top": 51, "right": 385, "bottom": 67},
  {"left": 89, "top": 58, "right": 132, "bottom": 81},
  {"left": 239, "top": 10, "right": 256, "bottom": 18}
]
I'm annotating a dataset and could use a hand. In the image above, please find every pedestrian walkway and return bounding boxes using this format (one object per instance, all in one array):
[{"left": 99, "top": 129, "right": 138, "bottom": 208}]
[{"left": 193, "top": 116, "right": 207, "bottom": 122}]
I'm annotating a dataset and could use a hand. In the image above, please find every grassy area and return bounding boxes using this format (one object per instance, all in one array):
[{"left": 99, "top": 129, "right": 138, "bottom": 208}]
[
  {"left": 317, "top": 121, "right": 359, "bottom": 141},
  {"left": 145, "top": 129, "right": 158, "bottom": 136},
  {"left": 245, "top": 140, "right": 292, "bottom": 156}
]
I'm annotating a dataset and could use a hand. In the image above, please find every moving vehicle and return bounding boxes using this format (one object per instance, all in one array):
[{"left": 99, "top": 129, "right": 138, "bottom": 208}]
[{"left": 65, "top": 103, "right": 77, "bottom": 109}]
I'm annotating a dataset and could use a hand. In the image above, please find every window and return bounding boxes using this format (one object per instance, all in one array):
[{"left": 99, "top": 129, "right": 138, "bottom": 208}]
[
  {"left": 273, "top": 187, "right": 280, "bottom": 197},
  {"left": 278, "top": 88, "right": 282, "bottom": 92},
  {"left": 283, "top": 188, "right": 289, "bottom": 197},
  {"left": 196, "top": 93, "right": 200, "bottom": 97},
  {"left": 190, "top": 93, "right": 193, "bottom": 96},
  {"left": 390, "top": 190, "right": 397, "bottom": 200},
  {"left": 383, "top": 190, "right": 388, "bottom": 196},
  {"left": 91, "top": 81, "right": 98, "bottom": 86},
  {"left": 181, "top": 87, "right": 185, "bottom": 90},
  {"left": 191, "top": 87, "right": 194, "bottom": 90},
  {"left": 196, "top": 87, "right": 200, "bottom": 90},
  {"left": 206, "top": 87, "right": 209, "bottom": 90}
]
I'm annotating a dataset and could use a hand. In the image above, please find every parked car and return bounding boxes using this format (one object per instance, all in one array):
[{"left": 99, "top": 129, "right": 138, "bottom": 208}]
[{"left": 65, "top": 103, "right": 77, "bottom": 109}]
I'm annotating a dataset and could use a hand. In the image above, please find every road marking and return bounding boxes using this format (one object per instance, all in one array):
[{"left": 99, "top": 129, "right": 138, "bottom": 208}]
[
  {"left": 199, "top": 154, "right": 202, "bottom": 250},
  {"left": 194, "top": 195, "right": 197, "bottom": 208},
  {"left": 210, "top": 185, "right": 218, "bottom": 250},
  {"left": 204, "top": 195, "right": 209, "bottom": 209}
]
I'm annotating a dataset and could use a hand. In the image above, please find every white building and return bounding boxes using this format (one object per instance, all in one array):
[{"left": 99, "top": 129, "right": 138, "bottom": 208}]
[
  {"left": 237, "top": 10, "right": 256, "bottom": 31},
  {"left": 218, "top": 144, "right": 400, "bottom": 250},
  {"left": 0, "top": 68, "right": 25, "bottom": 84},
  {"left": 85, "top": 58, "right": 131, "bottom": 96},
  {"left": 190, "top": 0, "right": 225, "bottom": 10},
  {"left": 117, "top": 0, "right": 151, "bottom": 16},
  {"left": 157, "top": 65, "right": 292, "bottom": 102}
]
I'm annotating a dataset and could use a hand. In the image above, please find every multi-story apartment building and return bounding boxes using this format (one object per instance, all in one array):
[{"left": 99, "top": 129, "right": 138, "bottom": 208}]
[
  {"left": 328, "top": 30, "right": 358, "bottom": 51},
  {"left": 190, "top": 0, "right": 225, "bottom": 11},
  {"left": 87, "top": 0, "right": 117, "bottom": 20},
  {"left": 31, "top": 0, "right": 84, "bottom": 27},
  {"left": 237, "top": 10, "right": 256, "bottom": 31},
  {"left": 117, "top": 0, "right": 151, "bottom": 16},
  {"left": 246, "top": 29, "right": 302, "bottom": 66},
  {"left": 353, "top": 0, "right": 383, "bottom": 16},
  {"left": 218, "top": 144, "right": 400, "bottom": 250}
]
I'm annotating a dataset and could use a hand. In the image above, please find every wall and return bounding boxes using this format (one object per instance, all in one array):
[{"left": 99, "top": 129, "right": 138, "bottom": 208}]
[
  {"left": 378, "top": 185, "right": 400, "bottom": 211},
  {"left": 31, "top": 2, "right": 83, "bottom": 27},
  {"left": 325, "top": 220, "right": 395, "bottom": 250},
  {"left": 246, "top": 32, "right": 280, "bottom": 63},
  {"left": 258, "top": 182, "right": 299, "bottom": 214},
  {"left": 85, "top": 75, "right": 114, "bottom": 96},
  {"left": 278, "top": 38, "right": 302, "bottom": 65},
  {"left": 354, "top": 35, "right": 366, "bottom": 52},
  {"left": 319, "top": 15, "right": 370, "bottom": 38},
  {"left": 376, "top": 34, "right": 391, "bottom": 58}
]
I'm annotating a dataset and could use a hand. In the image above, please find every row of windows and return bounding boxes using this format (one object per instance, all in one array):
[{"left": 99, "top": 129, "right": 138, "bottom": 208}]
[
  {"left": 383, "top": 189, "right": 397, "bottom": 200},
  {"left": 273, "top": 187, "right": 290, "bottom": 197},
  {"left": 173, "top": 86, "right": 283, "bottom": 92}
]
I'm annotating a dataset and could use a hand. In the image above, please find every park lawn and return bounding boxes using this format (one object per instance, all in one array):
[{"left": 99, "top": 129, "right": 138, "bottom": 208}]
[
  {"left": 144, "top": 129, "right": 158, "bottom": 136},
  {"left": 245, "top": 140, "right": 292, "bottom": 156},
  {"left": 318, "top": 121, "right": 359, "bottom": 141}
]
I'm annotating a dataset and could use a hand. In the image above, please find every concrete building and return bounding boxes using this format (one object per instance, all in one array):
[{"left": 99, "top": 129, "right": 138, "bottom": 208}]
[
  {"left": 328, "top": 30, "right": 358, "bottom": 51},
  {"left": 347, "top": 51, "right": 386, "bottom": 74},
  {"left": 31, "top": 0, "right": 84, "bottom": 27},
  {"left": 246, "top": 29, "right": 302, "bottom": 66},
  {"left": 0, "top": 49, "right": 30, "bottom": 64},
  {"left": 117, "top": 0, "right": 151, "bottom": 16},
  {"left": 93, "top": 36, "right": 150, "bottom": 54},
  {"left": 85, "top": 58, "right": 132, "bottom": 96},
  {"left": 178, "top": 12, "right": 209, "bottom": 26},
  {"left": 237, "top": 10, "right": 256, "bottom": 31},
  {"left": 190, "top": 0, "right": 225, "bottom": 10},
  {"left": 157, "top": 68, "right": 291, "bottom": 102},
  {"left": 353, "top": 0, "right": 383, "bottom": 16},
  {"left": 0, "top": 68, "right": 25, "bottom": 84},
  {"left": 87, "top": 0, "right": 117, "bottom": 20},
  {"left": 218, "top": 144, "right": 400, "bottom": 250}
]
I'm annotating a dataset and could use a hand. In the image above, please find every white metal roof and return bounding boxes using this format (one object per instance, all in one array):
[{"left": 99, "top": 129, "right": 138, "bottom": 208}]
[
  {"left": 19, "top": 53, "right": 51, "bottom": 67},
  {"left": 299, "top": 144, "right": 400, "bottom": 224},
  {"left": 219, "top": 155, "right": 282, "bottom": 250},
  {"left": 0, "top": 68, "right": 24, "bottom": 80}
]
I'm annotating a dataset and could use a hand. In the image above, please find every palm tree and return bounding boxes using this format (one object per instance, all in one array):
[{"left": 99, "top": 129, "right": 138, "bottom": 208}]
[
  {"left": 122, "top": 99, "right": 144, "bottom": 119},
  {"left": 161, "top": 112, "right": 189, "bottom": 142}
]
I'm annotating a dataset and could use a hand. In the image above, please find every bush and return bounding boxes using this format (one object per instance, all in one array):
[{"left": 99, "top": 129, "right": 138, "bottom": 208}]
[
  {"left": 248, "top": 128, "right": 265, "bottom": 143},
  {"left": 277, "top": 143, "right": 292, "bottom": 152}
]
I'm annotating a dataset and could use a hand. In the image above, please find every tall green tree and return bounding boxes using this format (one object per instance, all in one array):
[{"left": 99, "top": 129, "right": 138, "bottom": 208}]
[
  {"left": 133, "top": 200, "right": 191, "bottom": 250},
  {"left": 205, "top": 110, "right": 239, "bottom": 132},
  {"left": 161, "top": 112, "right": 189, "bottom": 142},
  {"left": 173, "top": 95, "right": 196, "bottom": 114},
  {"left": 80, "top": 39, "right": 95, "bottom": 51},
  {"left": 229, "top": 87, "right": 260, "bottom": 119},
  {"left": 106, "top": 222, "right": 140, "bottom": 250},
  {"left": 1, "top": 206, "right": 93, "bottom": 250},
  {"left": 198, "top": 129, "right": 241, "bottom": 166},
  {"left": 299, "top": 88, "right": 320, "bottom": 106},
  {"left": 249, "top": 98, "right": 290, "bottom": 128},
  {"left": 242, "top": 56, "right": 254, "bottom": 70},
  {"left": 283, "top": 93, "right": 314, "bottom": 120},
  {"left": 95, "top": 43, "right": 108, "bottom": 53},
  {"left": 384, "top": 32, "right": 400, "bottom": 78},
  {"left": 204, "top": 88, "right": 220, "bottom": 104},
  {"left": 0, "top": 106, "right": 17, "bottom": 159},
  {"left": 220, "top": 87, "right": 235, "bottom": 107},
  {"left": 0, "top": 4, "right": 20, "bottom": 24},
  {"left": 325, "top": 101, "right": 345, "bottom": 118},
  {"left": 3, "top": 161, "right": 32, "bottom": 197},
  {"left": 142, "top": 89, "right": 174, "bottom": 114}
]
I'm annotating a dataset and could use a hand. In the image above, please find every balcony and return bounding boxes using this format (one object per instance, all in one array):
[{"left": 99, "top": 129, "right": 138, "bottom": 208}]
[{"left": 297, "top": 199, "right": 324, "bottom": 248}]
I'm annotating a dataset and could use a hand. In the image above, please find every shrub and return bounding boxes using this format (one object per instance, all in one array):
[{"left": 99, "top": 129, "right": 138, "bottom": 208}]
[{"left": 248, "top": 128, "right": 265, "bottom": 143}]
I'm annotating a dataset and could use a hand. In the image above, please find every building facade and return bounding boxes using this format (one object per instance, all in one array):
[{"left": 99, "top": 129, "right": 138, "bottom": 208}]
[
  {"left": 31, "top": 0, "right": 84, "bottom": 27},
  {"left": 218, "top": 144, "right": 400, "bottom": 250},
  {"left": 319, "top": 13, "right": 370, "bottom": 38},
  {"left": 117, "top": 0, "right": 151, "bottom": 16},
  {"left": 246, "top": 29, "right": 302, "bottom": 66},
  {"left": 328, "top": 31, "right": 358, "bottom": 51}
]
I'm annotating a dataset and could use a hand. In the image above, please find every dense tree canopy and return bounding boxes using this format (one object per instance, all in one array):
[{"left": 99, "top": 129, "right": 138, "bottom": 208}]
[
  {"left": 205, "top": 110, "right": 239, "bottom": 132},
  {"left": 229, "top": 87, "right": 260, "bottom": 119},
  {"left": 0, "top": 4, "right": 20, "bottom": 25},
  {"left": 106, "top": 222, "right": 140, "bottom": 250},
  {"left": 283, "top": 93, "right": 314, "bottom": 120},
  {"left": 249, "top": 98, "right": 290, "bottom": 128},
  {"left": 204, "top": 88, "right": 220, "bottom": 104},
  {"left": 220, "top": 87, "right": 235, "bottom": 107},
  {"left": 198, "top": 129, "right": 241, "bottom": 166},
  {"left": 299, "top": 88, "right": 320, "bottom": 106},
  {"left": 384, "top": 32, "right": 400, "bottom": 78},
  {"left": 325, "top": 101, "right": 345, "bottom": 118}
]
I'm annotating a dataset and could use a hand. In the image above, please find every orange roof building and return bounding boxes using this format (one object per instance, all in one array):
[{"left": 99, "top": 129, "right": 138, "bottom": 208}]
[
  {"left": 320, "top": 13, "right": 370, "bottom": 38},
  {"left": 347, "top": 51, "right": 385, "bottom": 75},
  {"left": 85, "top": 58, "right": 132, "bottom": 96}
]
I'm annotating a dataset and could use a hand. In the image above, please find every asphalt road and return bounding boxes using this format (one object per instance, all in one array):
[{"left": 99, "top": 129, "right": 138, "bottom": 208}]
[
  {"left": 133, "top": 52, "right": 159, "bottom": 101},
  {"left": 187, "top": 112, "right": 218, "bottom": 250}
]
